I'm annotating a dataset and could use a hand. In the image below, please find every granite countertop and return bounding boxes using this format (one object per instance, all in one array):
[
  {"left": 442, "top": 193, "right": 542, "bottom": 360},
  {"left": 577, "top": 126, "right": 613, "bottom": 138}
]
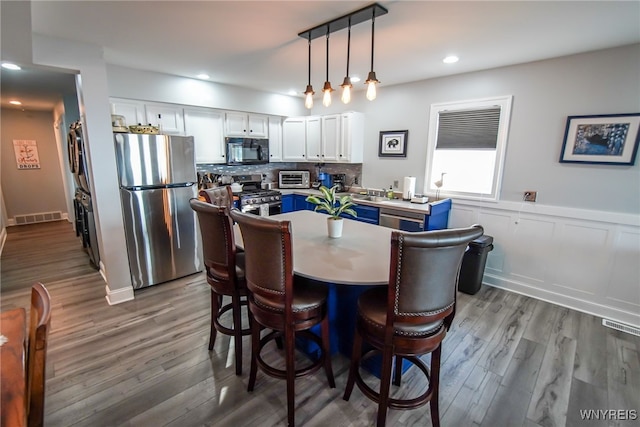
[{"left": 278, "top": 188, "right": 450, "bottom": 214}]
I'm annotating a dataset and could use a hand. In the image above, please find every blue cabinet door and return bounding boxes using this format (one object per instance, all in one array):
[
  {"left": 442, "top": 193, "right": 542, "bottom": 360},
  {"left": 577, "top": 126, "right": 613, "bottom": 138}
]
[
  {"left": 281, "top": 194, "right": 294, "bottom": 213},
  {"left": 293, "top": 194, "right": 314, "bottom": 211},
  {"left": 344, "top": 204, "right": 379, "bottom": 225}
]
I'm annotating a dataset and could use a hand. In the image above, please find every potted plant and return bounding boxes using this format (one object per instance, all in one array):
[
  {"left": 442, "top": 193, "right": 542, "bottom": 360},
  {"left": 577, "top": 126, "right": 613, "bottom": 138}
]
[{"left": 305, "top": 185, "right": 357, "bottom": 238}]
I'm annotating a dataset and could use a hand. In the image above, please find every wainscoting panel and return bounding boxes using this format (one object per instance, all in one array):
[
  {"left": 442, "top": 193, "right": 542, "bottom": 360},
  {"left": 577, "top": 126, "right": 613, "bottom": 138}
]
[{"left": 449, "top": 200, "right": 640, "bottom": 327}]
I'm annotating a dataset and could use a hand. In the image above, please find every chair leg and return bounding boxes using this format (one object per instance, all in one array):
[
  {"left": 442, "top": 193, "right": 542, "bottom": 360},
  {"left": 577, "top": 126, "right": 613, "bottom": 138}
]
[
  {"left": 343, "top": 328, "right": 363, "bottom": 401},
  {"left": 376, "top": 344, "right": 394, "bottom": 427},
  {"left": 320, "top": 313, "right": 335, "bottom": 388},
  {"left": 285, "top": 326, "right": 296, "bottom": 427},
  {"left": 231, "top": 293, "right": 243, "bottom": 376},
  {"left": 247, "top": 311, "right": 261, "bottom": 392},
  {"left": 393, "top": 355, "right": 402, "bottom": 387},
  {"left": 429, "top": 345, "right": 442, "bottom": 427},
  {"left": 209, "top": 289, "right": 220, "bottom": 350}
]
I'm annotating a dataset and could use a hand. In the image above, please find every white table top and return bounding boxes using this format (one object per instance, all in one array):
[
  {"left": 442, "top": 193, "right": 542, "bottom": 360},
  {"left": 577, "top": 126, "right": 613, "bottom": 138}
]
[{"left": 234, "top": 210, "right": 392, "bottom": 286}]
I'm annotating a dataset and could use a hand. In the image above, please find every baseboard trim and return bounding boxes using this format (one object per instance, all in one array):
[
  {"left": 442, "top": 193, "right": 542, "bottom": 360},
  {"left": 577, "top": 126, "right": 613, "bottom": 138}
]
[
  {"left": 484, "top": 274, "right": 640, "bottom": 328},
  {"left": 105, "top": 283, "right": 134, "bottom": 305}
]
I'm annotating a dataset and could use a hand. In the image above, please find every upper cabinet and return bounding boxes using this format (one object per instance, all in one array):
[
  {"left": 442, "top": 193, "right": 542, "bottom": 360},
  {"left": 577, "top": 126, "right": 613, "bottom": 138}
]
[
  {"left": 225, "top": 112, "right": 268, "bottom": 138},
  {"left": 184, "top": 108, "right": 226, "bottom": 164},
  {"left": 268, "top": 116, "right": 284, "bottom": 162},
  {"left": 110, "top": 99, "right": 145, "bottom": 127},
  {"left": 281, "top": 112, "right": 364, "bottom": 164},
  {"left": 144, "top": 103, "right": 185, "bottom": 135}
]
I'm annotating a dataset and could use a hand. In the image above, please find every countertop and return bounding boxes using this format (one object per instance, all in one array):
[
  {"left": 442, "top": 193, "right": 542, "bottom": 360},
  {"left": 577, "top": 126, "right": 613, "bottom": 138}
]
[{"left": 278, "top": 188, "right": 451, "bottom": 215}]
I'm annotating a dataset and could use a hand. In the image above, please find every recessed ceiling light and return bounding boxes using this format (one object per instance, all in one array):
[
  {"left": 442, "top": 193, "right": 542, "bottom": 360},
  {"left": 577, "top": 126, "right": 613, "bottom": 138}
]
[
  {"left": 288, "top": 90, "right": 298, "bottom": 96},
  {"left": 10, "top": 100, "right": 22, "bottom": 105},
  {"left": 350, "top": 76, "right": 361, "bottom": 83},
  {"left": 2, "top": 62, "right": 21, "bottom": 70},
  {"left": 196, "top": 73, "right": 210, "bottom": 80},
  {"left": 443, "top": 56, "right": 459, "bottom": 64}
]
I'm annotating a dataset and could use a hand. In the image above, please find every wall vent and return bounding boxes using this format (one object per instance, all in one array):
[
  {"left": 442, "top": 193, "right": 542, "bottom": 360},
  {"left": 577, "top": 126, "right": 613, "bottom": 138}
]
[
  {"left": 602, "top": 319, "right": 640, "bottom": 337},
  {"left": 14, "top": 211, "right": 63, "bottom": 225}
]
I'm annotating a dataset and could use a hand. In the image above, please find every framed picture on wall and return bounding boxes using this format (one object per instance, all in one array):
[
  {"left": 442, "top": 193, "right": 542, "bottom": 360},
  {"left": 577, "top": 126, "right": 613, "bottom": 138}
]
[
  {"left": 559, "top": 113, "right": 640, "bottom": 165},
  {"left": 379, "top": 130, "right": 408, "bottom": 157}
]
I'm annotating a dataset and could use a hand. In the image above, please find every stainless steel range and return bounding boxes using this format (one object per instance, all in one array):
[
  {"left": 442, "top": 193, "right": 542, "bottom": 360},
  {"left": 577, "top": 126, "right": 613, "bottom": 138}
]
[{"left": 232, "top": 174, "right": 282, "bottom": 216}]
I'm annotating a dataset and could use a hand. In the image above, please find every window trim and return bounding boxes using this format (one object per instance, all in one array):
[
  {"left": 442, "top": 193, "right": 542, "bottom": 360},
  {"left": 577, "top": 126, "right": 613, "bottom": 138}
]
[{"left": 424, "top": 95, "right": 513, "bottom": 201}]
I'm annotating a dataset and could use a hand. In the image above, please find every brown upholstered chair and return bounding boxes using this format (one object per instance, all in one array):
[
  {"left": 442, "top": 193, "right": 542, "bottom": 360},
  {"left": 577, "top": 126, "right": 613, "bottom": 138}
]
[
  {"left": 343, "top": 225, "right": 484, "bottom": 427},
  {"left": 26, "top": 282, "right": 52, "bottom": 427},
  {"left": 190, "top": 199, "right": 250, "bottom": 375},
  {"left": 229, "top": 208, "right": 335, "bottom": 427},
  {"left": 199, "top": 186, "right": 234, "bottom": 208}
]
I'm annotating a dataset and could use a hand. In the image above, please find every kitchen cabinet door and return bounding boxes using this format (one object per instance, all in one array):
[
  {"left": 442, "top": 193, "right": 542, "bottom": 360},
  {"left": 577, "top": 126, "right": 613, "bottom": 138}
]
[
  {"left": 268, "top": 116, "right": 283, "bottom": 162},
  {"left": 321, "top": 114, "right": 340, "bottom": 162},
  {"left": 225, "top": 112, "right": 268, "bottom": 138},
  {"left": 339, "top": 112, "right": 364, "bottom": 163},
  {"left": 305, "top": 116, "right": 322, "bottom": 162},
  {"left": 145, "top": 103, "right": 185, "bottom": 135},
  {"left": 110, "top": 98, "right": 145, "bottom": 127},
  {"left": 282, "top": 117, "right": 307, "bottom": 161},
  {"left": 184, "top": 108, "right": 226, "bottom": 164}
]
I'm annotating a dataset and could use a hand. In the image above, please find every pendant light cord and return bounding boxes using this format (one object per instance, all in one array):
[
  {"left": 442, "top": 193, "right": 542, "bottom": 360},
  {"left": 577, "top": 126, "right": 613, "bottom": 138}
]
[
  {"left": 370, "top": 13, "right": 375, "bottom": 72},
  {"left": 325, "top": 25, "right": 330, "bottom": 82},
  {"left": 308, "top": 35, "right": 312, "bottom": 85},
  {"left": 346, "top": 18, "right": 351, "bottom": 77}
]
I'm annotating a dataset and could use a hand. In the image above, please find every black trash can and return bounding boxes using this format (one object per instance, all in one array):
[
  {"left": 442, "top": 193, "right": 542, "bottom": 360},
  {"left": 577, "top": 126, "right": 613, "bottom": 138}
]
[{"left": 458, "top": 235, "right": 494, "bottom": 295}]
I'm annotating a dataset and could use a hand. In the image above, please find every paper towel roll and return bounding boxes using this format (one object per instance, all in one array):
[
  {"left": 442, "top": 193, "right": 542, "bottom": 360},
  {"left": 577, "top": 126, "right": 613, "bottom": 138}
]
[{"left": 403, "top": 176, "right": 416, "bottom": 200}]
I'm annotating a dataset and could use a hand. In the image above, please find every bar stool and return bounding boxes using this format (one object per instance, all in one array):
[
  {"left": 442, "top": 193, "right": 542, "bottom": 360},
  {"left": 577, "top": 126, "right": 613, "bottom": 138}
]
[
  {"left": 343, "top": 225, "right": 484, "bottom": 427},
  {"left": 190, "top": 199, "right": 250, "bottom": 375},
  {"left": 229, "top": 208, "right": 335, "bottom": 427}
]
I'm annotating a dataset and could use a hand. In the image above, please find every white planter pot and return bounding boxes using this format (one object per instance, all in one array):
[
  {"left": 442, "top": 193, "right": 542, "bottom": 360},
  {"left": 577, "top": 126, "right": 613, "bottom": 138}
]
[{"left": 327, "top": 217, "right": 343, "bottom": 238}]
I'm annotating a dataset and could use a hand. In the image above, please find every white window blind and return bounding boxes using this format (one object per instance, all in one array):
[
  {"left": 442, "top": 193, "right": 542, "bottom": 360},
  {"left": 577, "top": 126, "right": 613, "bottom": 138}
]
[{"left": 436, "top": 107, "right": 501, "bottom": 149}]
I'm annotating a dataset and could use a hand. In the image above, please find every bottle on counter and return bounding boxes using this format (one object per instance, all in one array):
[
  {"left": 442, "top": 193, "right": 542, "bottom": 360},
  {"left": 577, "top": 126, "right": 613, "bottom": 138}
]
[{"left": 387, "top": 186, "right": 394, "bottom": 199}]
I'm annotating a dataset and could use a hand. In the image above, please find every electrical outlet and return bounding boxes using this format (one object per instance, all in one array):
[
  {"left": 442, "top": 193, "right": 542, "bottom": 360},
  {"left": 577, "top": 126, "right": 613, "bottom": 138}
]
[
  {"left": 393, "top": 180, "right": 399, "bottom": 189},
  {"left": 524, "top": 191, "right": 537, "bottom": 202}
]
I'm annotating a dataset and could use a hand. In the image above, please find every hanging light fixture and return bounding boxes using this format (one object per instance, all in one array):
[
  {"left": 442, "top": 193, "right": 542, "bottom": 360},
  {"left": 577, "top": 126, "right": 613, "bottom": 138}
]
[
  {"left": 365, "top": 10, "right": 379, "bottom": 101},
  {"left": 322, "top": 26, "right": 334, "bottom": 107},
  {"left": 303, "top": 35, "right": 315, "bottom": 109},
  {"left": 298, "top": 3, "right": 387, "bottom": 107},
  {"left": 340, "top": 18, "right": 353, "bottom": 104}
]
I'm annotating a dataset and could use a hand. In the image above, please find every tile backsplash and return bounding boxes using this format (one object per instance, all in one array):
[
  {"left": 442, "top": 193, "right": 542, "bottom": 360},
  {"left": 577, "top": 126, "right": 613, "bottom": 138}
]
[{"left": 197, "top": 162, "right": 362, "bottom": 188}]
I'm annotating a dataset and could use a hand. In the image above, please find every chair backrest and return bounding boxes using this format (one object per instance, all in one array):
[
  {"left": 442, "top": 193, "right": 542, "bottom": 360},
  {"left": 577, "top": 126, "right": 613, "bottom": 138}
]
[
  {"left": 388, "top": 225, "right": 484, "bottom": 327},
  {"left": 190, "top": 199, "right": 237, "bottom": 283},
  {"left": 199, "top": 186, "right": 234, "bottom": 208},
  {"left": 229, "top": 209, "right": 293, "bottom": 307},
  {"left": 26, "top": 282, "right": 52, "bottom": 427}
]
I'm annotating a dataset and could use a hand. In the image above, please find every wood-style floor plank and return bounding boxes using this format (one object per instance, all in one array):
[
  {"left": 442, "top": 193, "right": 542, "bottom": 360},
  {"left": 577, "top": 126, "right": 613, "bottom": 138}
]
[{"left": 2, "top": 220, "right": 639, "bottom": 427}]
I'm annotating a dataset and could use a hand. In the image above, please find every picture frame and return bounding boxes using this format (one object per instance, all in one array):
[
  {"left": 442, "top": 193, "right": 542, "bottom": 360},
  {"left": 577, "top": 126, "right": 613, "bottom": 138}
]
[
  {"left": 379, "top": 130, "right": 408, "bottom": 157},
  {"left": 559, "top": 113, "right": 640, "bottom": 165}
]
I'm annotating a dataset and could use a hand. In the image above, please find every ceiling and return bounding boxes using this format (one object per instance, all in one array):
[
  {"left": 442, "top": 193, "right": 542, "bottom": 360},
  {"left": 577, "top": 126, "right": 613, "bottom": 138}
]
[{"left": 2, "top": 1, "right": 639, "bottom": 112}]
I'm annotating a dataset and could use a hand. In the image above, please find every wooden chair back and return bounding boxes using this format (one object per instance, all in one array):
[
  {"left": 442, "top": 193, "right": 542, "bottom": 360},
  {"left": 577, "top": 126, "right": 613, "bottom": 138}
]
[{"left": 26, "top": 282, "right": 52, "bottom": 427}]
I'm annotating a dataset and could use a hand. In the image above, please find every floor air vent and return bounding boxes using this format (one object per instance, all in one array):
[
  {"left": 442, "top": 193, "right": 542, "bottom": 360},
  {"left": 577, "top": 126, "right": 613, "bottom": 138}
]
[
  {"left": 602, "top": 319, "right": 640, "bottom": 337},
  {"left": 14, "top": 211, "right": 63, "bottom": 225}
]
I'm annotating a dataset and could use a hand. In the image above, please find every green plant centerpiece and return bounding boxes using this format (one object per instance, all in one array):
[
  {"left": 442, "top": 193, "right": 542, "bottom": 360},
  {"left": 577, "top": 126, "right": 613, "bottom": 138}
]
[{"left": 305, "top": 185, "right": 357, "bottom": 238}]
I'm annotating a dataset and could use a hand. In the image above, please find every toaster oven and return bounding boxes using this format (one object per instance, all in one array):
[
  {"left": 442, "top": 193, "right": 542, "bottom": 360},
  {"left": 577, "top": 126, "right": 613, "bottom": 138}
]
[{"left": 278, "top": 170, "right": 310, "bottom": 189}]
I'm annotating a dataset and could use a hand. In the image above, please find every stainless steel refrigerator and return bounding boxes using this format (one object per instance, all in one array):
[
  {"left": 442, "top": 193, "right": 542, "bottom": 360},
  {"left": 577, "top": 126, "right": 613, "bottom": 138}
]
[{"left": 114, "top": 133, "right": 202, "bottom": 289}]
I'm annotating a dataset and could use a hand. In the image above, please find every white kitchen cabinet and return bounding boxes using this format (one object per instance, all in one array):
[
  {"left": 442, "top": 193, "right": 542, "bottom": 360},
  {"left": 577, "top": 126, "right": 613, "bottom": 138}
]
[
  {"left": 145, "top": 103, "right": 185, "bottom": 135},
  {"left": 268, "top": 116, "right": 283, "bottom": 162},
  {"left": 305, "top": 116, "right": 322, "bottom": 162},
  {"left": 321, "top": 114, "right": 341, "bottom": 162},
  {"left": 282, "top": 117, "right": 307, "bottom": 161},
  {"left": 184, "top": 108, "right": 226, "bottom": 164},
  {"left": 339, "top": 111, "right": 364, "bottom": 163},
  {"left": 110, "top": 98, "right": 145, "bottom": 127},
  {"left": 225, "top": 112, "right": 268, "bottom": 138}
]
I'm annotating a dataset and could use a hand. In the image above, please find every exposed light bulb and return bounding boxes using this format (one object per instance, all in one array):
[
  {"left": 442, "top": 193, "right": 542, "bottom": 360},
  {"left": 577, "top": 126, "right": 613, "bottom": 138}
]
[
  {"left": 323, "top": 89, "right": 332, "bottom": 107},
  {"left": 305, "top": 92, "right": 314, "bottom": 109},
  {"left": 366, "top": 81, "right": 377, "bottom": 101},
  {"left": 341, "top": 85, "right": 351, "bottom": 104}
]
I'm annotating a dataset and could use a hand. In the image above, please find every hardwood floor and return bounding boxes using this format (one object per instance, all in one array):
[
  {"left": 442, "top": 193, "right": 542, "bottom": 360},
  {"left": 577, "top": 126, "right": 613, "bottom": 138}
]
[{"left": 1, "top": 221, "right": 638, "bottom": 426}]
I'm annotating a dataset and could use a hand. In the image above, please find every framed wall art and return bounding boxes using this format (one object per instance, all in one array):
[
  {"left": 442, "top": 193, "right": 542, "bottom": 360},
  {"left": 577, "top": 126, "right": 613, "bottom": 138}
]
[
  {"left": 379, "top": 130, "right": 408, "bottom": 157},
  {"left": 559, "top": 113, "right": 640, "bottom": 165}
]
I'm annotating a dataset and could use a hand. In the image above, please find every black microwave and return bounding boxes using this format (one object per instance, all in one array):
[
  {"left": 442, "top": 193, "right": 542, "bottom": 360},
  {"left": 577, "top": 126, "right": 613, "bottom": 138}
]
[{"left": 226, "top": 137, "right": 269, "bottom": 165}]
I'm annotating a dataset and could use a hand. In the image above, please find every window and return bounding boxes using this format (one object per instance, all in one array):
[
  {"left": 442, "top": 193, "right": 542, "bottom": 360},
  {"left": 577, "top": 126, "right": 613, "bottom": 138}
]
[{"left": 424, "top": 95, "right": 512, "bottom": 201}]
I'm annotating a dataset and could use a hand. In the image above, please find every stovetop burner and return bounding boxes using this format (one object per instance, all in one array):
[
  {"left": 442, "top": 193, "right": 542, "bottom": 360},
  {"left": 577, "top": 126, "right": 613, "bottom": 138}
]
[{"left": 239, "top": 189, "right": 282, "bottom": 206}]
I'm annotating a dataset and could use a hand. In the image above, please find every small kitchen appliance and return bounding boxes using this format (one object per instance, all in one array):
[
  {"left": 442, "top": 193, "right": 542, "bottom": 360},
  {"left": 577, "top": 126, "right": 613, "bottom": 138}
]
[
  {"left": 279, "top": 170, "right": 310, "bottom": 189},
  {"left": 330, "top": 173, "right": 347, "bottom": 192}
]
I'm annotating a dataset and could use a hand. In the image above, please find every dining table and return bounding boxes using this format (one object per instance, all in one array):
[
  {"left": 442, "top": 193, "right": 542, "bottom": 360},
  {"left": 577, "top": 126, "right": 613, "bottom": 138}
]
[
  {"left": 1, "top": 307, "right": 27, "bottom": 427},
  {"left": 234, "top": 210, "right": 395, "bottom": 362}
]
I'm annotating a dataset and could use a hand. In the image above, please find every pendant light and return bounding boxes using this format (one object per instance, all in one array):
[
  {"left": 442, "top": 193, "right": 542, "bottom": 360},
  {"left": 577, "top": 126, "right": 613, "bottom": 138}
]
[
  {"left": 303, "top": 35, "right": 315, "bottom": 109},
  {"left": 340, "top": 18, "right": 353, "bottom": 104},
  {"left": 365, "top": 10, "right": 379, "bottom": 101},
  {"left": 322, "top": 26, "right": 334, "bottom": 107}
]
